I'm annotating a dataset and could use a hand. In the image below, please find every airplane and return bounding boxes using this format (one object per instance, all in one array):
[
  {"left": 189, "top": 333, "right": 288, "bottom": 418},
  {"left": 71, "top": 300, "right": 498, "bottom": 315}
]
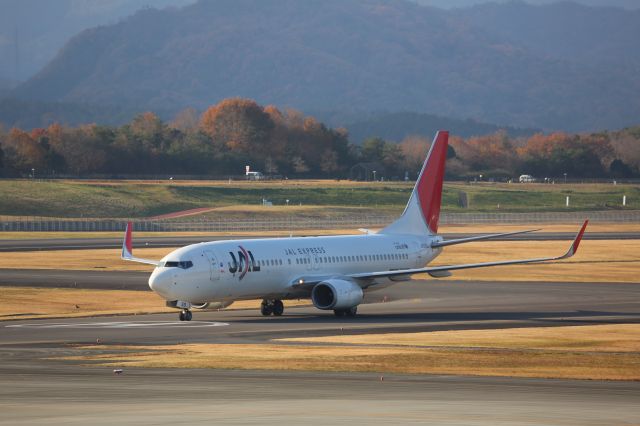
[{"left": 121, "top": 131, "right": 588, "bottom": 321}]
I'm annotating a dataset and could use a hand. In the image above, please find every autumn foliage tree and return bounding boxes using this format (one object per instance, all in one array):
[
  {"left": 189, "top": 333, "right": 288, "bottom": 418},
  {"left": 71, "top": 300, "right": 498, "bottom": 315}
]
[
  {"left": 0, "top": 98, "right": 637, "bottom": 179},
  {"left": 517, "top": 132, "right": 614, "bottom": 178}
]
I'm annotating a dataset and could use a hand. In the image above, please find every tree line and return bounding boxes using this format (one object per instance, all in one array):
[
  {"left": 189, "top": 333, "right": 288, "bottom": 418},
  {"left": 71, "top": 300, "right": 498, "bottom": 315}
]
[{"left": 0, "top": 98, "right": 638, "bottom": 180}]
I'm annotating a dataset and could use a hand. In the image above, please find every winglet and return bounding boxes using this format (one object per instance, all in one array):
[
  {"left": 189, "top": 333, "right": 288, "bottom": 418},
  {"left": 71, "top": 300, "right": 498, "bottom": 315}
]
[
  {"left": 122, "top": 221, "right": 134, "bottom": 259},
  {"left": 120, "top": 221, "right": 160, "bottom": 266},
  {"left": 559, "top": 220, "right": 588, "bottom": 259}
]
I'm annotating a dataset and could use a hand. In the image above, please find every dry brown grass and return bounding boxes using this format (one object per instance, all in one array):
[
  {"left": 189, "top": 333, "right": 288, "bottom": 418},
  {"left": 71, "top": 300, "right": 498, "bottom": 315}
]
[
  {"left": 0, "top": 287, "right": 172, "bottom": 320},
  {"left": 0, "top": 286, "right": 305, "bottom": 321},
  {"left": 0, "top": 239, "right": 637, "bottom": 283},
  {"left": 279, "top": 324, "right": 640, "bottom": 353},
  {"left": 68, "top": 323, "right": 640, "bottom": 380},
  {"left": 0, "top": 248, "right": 172, "bottom": 272},
  {"left": 431, "top": 239, "right": 640, "bottom": 283}
]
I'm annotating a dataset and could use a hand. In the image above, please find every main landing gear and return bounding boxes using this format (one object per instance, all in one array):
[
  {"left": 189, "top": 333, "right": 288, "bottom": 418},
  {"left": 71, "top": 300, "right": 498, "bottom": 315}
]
[
  {"left": 179, "top": 309, "right": 193, "bottom": 321},
  {"left": 334, "top": 306, "right": 358, "bottom": 317},
  {"left": 261, "top": 299, "right": 284, "bottom": 316}
]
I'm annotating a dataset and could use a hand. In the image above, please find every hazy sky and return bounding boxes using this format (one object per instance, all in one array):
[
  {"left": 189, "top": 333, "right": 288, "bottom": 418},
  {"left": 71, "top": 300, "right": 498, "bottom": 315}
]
[{"left": 413, "top": 0, "right": 640, "bottom": 9}]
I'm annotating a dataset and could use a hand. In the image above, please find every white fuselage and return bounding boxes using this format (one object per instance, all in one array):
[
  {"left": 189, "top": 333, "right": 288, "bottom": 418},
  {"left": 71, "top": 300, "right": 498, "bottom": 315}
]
[{"left": 148, "top": 233, "right": 442, "bottom": 304}]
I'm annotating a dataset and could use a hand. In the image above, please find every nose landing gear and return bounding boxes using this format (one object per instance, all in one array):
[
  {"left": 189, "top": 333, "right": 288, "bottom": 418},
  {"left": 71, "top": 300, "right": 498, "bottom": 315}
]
[
  {"left": 261, "top": 299, "right": 284, "bottom": 316},
  {"left": 179, "top": 309, "right": 193, "bottom": 321}
]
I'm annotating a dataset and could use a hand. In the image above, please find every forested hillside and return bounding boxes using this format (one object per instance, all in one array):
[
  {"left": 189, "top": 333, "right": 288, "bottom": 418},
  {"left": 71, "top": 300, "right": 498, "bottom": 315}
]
[
  {"left": 9, "top": 0, "right": 640, "bottom": 132},
  {"left": 1, "top": 98, "right": 638, "bottom": 180}
]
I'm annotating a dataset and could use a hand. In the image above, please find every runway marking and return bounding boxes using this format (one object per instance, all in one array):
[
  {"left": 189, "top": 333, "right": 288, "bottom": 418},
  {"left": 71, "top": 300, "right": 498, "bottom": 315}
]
[{"left": 6, "top": 321, "right": 229, "bottom": 329}]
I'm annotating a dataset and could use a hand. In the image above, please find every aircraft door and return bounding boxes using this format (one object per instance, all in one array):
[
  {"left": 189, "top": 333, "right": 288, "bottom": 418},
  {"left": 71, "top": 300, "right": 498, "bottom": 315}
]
[
  {"left": 305, "top": 253, "right": 313, "bottom": 271},
  {"left": 412, "top": 241, "right": 422, "bottom": 268},
  {"left": 203, "top": 250, "right": 221, "bottom": 281}
]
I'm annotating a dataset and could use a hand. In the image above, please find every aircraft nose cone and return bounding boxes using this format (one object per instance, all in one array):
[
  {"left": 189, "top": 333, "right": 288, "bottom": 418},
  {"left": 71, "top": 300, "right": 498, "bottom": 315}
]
[{"left": 149, "top": 269, "right": 172, "bottom": 299}]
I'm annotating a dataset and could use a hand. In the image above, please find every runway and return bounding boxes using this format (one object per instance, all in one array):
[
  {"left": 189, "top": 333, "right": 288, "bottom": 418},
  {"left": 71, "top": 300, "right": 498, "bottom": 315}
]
[
  {"left": 2, "top": 264, "right": 640, "bottom": 423},
  {"left": 1, "top": 365, "right": 638, "bottom": 425},
  {"left": 2, "top": 279, "right": 640, "bottom": 424},
  {"left": 0, "top": 268, "right": 149, "bottom": 290},
  {"left": 1, "top": 231, "right": 636, "bottom": 252}
]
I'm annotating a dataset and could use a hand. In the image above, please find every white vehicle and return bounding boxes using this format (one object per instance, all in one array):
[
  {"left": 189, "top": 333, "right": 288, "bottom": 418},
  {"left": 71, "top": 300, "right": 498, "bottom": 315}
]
[
  {"left": 519, "top": 174, "right": 536, "bottom": 183},
  {"left": 122, "top": 131, "right": 587, "bottom": 321},
  {"left": 246, "top": 171, "right": 264, "bottom": 180}
]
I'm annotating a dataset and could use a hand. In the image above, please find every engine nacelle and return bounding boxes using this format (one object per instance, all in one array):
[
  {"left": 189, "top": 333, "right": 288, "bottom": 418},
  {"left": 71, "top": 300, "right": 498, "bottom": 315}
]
[
  {"left": 311, "top": 279, "right": 363, "bottom": 310},
  {"left": 191, "top": 301, "right": 234, "bottom": 310}
]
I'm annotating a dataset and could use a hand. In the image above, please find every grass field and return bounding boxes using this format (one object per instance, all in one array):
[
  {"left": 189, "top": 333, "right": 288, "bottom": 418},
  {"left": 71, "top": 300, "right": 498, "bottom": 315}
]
[
  {"left": 66, "top": 324, "right": 640, "bottom": 380},
  {"left": 0, "top": 239, "right": 636, "bottom": 283},
  {"left": 0, "top": 179, "right": 637, "bottom": 218}
]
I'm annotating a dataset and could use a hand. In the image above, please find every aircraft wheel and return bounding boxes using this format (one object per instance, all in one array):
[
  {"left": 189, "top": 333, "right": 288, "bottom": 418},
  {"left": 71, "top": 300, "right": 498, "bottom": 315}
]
[
  {"left": 260, "top": 300, "right": 273, "bottom": 316},
  {"left": 333, "top": 309, "right": 345, "bottom": 317},
  {"left": 273, "top": 300, "right": 284, "bottom": 316},
  {"left": 179, "top": 311, "right": 186, "bottom": 321},
  {"left": 185, "top": 310, "right": 193, "bottom": 321},
  {"left": 345, "top": 306, "right": 358, "bottom": 317}
]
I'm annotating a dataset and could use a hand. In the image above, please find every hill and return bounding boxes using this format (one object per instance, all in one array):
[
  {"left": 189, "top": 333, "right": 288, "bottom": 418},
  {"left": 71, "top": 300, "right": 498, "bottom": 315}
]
[
  {"left": 0, "top": 0, "right": 196, "bottom": 83},
  {"left": 9, "top": 0, "right": 640, "bottom": 131},
  {"left": 339, "top": 112, "right": 537, "bottom": 144}
]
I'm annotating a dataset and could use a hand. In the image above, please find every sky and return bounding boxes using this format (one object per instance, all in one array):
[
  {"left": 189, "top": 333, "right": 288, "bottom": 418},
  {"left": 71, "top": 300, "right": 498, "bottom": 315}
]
[{"left": 413, "top": 0, "right": 640, "bottom": 9}]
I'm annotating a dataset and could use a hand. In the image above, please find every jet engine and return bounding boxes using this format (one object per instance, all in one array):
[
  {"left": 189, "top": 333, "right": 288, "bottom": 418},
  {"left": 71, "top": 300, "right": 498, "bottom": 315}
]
[{"left": 311, "top": 279, "right": 363, "bottom": 310}]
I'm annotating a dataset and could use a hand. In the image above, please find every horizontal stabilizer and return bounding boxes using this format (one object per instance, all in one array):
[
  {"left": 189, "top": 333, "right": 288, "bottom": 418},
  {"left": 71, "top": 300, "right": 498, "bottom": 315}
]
[{"left": 431, "top": 228, "right": 540, "bottom": 248}]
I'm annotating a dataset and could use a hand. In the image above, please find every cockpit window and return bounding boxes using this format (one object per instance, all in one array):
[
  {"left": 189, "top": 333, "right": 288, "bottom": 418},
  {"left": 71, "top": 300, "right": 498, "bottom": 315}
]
[{"left": 162, "top": 260, "right": 193, "bottom": 269}]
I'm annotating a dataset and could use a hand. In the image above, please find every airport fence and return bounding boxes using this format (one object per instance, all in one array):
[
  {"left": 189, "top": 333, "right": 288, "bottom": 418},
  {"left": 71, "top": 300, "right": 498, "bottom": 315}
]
[{"left": 1, "top": 211, "right": 638, "bottom": 233}]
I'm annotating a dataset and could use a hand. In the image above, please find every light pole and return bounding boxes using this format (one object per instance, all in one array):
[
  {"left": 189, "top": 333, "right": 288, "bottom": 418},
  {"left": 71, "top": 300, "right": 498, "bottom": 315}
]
[
  {"left": 31, "top": 168, "right": 35, "bottom": 179},
  {"left": 564, "top": 173, "right": 567, "bottom": 184},
  {"left": 372, "top": 170, "right": 377, "bottom": 182}
]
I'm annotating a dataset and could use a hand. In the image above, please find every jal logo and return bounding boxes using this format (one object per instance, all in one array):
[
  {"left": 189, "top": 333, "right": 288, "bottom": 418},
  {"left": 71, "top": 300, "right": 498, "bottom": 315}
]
[{"left": 228, "top": 245, "right": 260, "bottom": 280}]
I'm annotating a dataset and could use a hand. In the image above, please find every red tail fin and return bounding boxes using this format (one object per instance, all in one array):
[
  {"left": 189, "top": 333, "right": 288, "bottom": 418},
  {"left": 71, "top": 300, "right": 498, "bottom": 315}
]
[
  {"left": 416, "top": 130, "right": 448, "bottom": 233},
  {"left": 380, "top": 131, "right": 449, "bottom": 235}
]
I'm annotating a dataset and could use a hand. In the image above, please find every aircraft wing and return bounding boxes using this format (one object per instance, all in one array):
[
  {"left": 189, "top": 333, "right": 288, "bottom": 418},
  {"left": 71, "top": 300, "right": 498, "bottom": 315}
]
[{"left": 349, "top": 220, "right": 588, "bottom": 281}]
